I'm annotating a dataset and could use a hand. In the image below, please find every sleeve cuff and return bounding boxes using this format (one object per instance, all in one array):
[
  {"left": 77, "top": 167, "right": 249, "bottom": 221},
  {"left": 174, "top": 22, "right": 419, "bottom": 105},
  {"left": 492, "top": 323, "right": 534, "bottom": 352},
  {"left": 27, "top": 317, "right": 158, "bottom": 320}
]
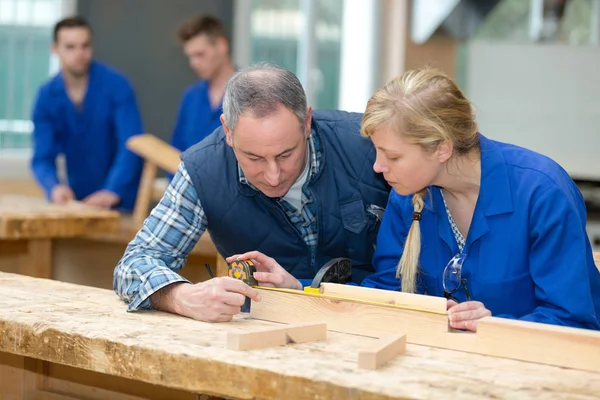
[{"left": 125, "top": 269, "right": 190, "bottom": 312}]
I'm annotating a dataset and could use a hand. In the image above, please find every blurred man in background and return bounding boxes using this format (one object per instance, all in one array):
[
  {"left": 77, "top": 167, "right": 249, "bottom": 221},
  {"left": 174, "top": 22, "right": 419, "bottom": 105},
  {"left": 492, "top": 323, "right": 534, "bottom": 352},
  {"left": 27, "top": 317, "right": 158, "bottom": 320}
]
[
  {"left": 170, "top": 14, "right": 236, "bottom": 152},
  {"left": 31, "top": 16, "right": 144, "bottom": 211}
]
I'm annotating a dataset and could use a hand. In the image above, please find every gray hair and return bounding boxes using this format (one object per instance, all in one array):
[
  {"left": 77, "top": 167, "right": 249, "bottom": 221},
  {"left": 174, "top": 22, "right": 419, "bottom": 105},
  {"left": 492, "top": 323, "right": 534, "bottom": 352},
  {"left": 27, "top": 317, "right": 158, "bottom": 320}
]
[{"left": 222, "top": 62, "right": 308, "bottom": 132}]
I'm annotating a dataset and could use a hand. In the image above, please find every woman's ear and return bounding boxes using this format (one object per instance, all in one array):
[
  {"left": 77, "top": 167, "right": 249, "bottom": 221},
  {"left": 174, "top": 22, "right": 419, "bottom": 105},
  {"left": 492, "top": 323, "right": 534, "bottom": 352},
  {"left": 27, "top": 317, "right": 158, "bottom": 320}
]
[{"left": 437, "top": 140, "right": 454, "bottom": 163}]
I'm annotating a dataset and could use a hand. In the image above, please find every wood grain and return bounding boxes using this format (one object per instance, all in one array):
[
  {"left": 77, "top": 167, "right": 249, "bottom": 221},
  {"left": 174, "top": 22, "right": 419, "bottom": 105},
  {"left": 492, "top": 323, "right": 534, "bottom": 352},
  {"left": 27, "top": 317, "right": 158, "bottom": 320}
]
[
  {"left": 250, "top": 287, "right": 600, "bottom": 373},
  {"left": 0, "top": 195, "right": 119, "bottom": 239},
  {"left": 1, "top": 272, "right": 600, "bottom": 399},
  {"left": 358, "top": 334, "right": 407, "bottom": 370},
  {"left": 227, "top": 322, "right": 326, "bottom": 350},
  {"left": 319, "top": 283, "right": 447, "bottom": 313}
]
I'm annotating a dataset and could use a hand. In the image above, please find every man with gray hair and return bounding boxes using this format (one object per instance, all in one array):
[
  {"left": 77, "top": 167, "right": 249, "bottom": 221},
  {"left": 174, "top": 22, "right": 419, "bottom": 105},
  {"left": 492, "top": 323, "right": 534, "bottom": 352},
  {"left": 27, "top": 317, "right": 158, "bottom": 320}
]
[{"left": 113, "top": 63, "right": 390, "bottom": 322}]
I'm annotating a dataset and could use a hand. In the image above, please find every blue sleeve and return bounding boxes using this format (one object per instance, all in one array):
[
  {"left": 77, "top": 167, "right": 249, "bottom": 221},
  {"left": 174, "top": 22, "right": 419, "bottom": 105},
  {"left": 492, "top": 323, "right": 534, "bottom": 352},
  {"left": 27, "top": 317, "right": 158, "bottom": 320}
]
[
  {"left": 102, "top": 79, "right": 144, "bottom": 199},
  {"left": 505, "top": 184, "right": 600, "bottom": 329},
  {"left": 30, "top": 90, "right": 60, "bottom": 197},
  {"left": 360, "top": 192, "right": 406, "bottom": 291},
  {"left": 170, "top": 91, "right": 190, "bottom": 153}
]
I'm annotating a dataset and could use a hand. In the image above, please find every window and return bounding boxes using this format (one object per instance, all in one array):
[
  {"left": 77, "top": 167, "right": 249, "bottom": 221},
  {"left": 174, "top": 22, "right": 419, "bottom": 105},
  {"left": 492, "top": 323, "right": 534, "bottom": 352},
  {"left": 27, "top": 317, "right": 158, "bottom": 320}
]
[
  {"left": 0, "top": 0, "right": 72, "bottom": 152},
  {"left": 246, "top": 0, "right": 344, "bottom": 109}
]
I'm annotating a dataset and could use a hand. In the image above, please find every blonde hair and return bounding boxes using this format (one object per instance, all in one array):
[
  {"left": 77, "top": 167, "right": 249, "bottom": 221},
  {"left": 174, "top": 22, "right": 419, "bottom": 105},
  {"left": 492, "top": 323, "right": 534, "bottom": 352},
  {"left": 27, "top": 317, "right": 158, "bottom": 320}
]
[{"left": 361, "top": 68, "right": 479, "bottom": 293}]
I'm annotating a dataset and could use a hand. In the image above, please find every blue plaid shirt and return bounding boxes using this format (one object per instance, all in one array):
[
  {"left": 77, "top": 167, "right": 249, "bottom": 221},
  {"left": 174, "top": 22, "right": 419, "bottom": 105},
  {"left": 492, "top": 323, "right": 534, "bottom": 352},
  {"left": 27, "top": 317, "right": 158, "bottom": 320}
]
[{"left": 114, "top": 133, "right": 322, "bottom": 311}]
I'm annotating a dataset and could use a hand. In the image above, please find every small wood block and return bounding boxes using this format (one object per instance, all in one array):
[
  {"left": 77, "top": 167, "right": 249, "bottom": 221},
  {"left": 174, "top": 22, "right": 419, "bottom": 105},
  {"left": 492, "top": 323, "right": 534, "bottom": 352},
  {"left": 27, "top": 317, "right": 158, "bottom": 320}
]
[
  {"left": 358, "top": 334, "right": 406, "bottom": 370},
  {"left": 227, "top": 322, "right": 327, "bottom": 351}
]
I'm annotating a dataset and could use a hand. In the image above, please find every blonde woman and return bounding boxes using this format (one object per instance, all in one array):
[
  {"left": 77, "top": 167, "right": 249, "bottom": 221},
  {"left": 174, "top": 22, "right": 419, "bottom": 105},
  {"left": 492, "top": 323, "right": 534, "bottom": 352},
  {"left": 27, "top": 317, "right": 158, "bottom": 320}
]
[{"left": 359, "top": 69, "right": 600, "bottom": 332}]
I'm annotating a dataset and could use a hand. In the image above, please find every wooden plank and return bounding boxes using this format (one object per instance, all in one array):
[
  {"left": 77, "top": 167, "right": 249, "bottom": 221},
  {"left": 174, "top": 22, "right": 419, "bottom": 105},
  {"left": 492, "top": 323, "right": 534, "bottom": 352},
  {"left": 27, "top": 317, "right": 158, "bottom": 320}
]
[
  {"left": 358, "top": 334, "right": 406, "bottom": 370},
  {"left": 227, "top": 322, "right": 326, "bottom": 350},
  {"left": 594, "top": 251, "right": 599, "bottom": 271},
  {"left": 132, "top": 162, "right": 159, "bottom": 224},
  {"left": 319, "top": 283, "right": 447, "bottom": 313},
  {"left": 0, "top": 195, "right": 119, "bottom": 239},
  {"left": 2, "top": 272, "right": 600, "bottom": 399},
  {"left": 126, "top": 134, "right": 181, "bottom": 174},
  {"left": 250, "top": 287, "right": 600, "bottom": 373},
  {"left": 456, "top": 316, "right": 600, "bottom": 373},
  {"left": 251, "top": 287, "right": 449, "bottom": 343}
]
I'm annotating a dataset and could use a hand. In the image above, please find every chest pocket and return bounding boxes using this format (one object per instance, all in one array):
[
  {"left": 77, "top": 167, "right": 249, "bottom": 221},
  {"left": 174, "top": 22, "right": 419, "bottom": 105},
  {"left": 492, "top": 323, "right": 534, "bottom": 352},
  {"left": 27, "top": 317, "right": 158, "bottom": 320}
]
[{"left": 340, "top": 199, "right": 367, "bottom": 234}]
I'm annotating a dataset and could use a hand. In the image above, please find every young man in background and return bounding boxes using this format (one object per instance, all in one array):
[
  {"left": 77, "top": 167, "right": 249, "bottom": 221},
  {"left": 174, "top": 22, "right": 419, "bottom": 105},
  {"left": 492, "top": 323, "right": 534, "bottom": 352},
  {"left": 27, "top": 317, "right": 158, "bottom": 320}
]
[
  {"left": 170, "top": 14, "right": 236, "bottom": 152},
  {"left": 31, "top": 16, "right": 144, "bottom": 211}
]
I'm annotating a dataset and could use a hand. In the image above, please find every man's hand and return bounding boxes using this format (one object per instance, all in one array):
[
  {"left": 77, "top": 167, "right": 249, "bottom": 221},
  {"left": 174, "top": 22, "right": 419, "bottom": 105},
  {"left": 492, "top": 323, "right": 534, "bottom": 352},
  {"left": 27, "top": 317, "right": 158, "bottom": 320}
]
[
  {"left": 50, "top": 184, "right": 75, "bottom": 204},
  {"left": 447, "top": 300, "right": 492, "bottom": 332},
  {"left": 226, "top": 251, "right": 302, "bottom": 290},
  {"left": 82, "top": 190, "right": 120, "bottom": 209},
  {"left": 151, "top": 278, "right": 261, "bottom": 322}
]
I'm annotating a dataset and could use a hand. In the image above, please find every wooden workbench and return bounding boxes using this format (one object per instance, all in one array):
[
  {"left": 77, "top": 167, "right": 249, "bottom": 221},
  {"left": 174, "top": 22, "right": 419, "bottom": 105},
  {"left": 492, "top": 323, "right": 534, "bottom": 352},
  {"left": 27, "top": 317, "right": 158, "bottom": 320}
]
[
  {"left": 0, "top": 195, "right": 119, "bottom": 278},
  {"left": 0, "top": 195, "right": 225, "bottom": 291},
  {"left": 1, "top": 272, "right": 599, "bottom": 400}
]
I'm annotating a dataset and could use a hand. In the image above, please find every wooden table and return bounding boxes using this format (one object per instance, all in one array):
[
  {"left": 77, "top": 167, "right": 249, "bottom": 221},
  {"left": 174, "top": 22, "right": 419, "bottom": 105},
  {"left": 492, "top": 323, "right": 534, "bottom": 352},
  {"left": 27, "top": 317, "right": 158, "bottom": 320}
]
[
  {"left": 0, "top": 195, "right": 119, "bottom": 278},
  {"left": 1, "top": 272, "right": 599, "bottom": 400},
  {"left": 0, "top": 195, "right": 226, "bottom": 291}
]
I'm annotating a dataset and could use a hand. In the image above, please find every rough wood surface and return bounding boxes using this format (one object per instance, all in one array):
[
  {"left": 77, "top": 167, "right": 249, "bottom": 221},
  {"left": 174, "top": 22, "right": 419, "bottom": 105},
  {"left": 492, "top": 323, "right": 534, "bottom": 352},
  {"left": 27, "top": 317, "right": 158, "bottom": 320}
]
[
  {"left": 1, "top": 273, "right": 599, "bottom": 400},
  {"left": 250, "top": 287, "right": 600, "bottom": 373},
  {"left": 0, "top": 195, "right": 119, "bottom": 239}
]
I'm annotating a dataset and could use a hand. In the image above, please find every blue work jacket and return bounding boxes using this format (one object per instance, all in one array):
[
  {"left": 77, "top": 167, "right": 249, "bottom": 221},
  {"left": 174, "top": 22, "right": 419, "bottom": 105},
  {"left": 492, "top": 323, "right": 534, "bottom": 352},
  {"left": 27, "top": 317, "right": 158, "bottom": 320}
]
[
  {"left": 170, "top": 80, "right": 223, "bottom": 153},
  {"left": 30, "top": 61, "right": 144, "bottom": 211},
  {"left": 362, "top": 134, "right": 600, "bottom": 330}
]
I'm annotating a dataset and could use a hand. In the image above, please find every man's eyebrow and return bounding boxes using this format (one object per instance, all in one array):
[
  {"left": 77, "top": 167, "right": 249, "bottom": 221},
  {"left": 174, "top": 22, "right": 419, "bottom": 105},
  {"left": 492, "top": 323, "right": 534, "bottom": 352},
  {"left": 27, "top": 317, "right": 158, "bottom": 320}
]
[{"left": 242, "top": 145, "right": 297, "bottom": 158}]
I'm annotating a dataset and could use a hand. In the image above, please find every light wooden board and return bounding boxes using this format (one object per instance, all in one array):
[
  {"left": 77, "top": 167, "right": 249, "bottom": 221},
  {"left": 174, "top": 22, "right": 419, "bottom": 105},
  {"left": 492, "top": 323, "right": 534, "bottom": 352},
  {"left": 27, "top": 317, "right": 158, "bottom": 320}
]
[
  {"left": 250, "top": 287, "right": 600, "bottom": 373},
  {"left": 1, "top": 272, "right": 599, "bottom": 399},
  {"left": 0, "top": 195, "right": 119, "bottom": 239},
  {"left": 358, "top": 334, "right": 407, "bottom": 370},
  {"left": 319, "top": 283, "right": 447, "bottom": 313},
  {"left": 126, "top": 134, "right": 181, "bottom": 174},
  {"left": 227, "top": 322, "right": 327, "bottom": 350}
]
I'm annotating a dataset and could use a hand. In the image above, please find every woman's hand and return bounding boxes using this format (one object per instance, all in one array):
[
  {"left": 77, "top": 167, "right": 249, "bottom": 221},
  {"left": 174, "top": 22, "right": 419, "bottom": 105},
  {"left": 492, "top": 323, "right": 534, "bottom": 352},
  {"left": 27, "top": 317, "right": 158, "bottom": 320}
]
[
  {"left": 447, "top": 300, "right": 491, "bottom": 332},
  {"left": 226, "top": 251, "right": 302, "bottom": 290}
]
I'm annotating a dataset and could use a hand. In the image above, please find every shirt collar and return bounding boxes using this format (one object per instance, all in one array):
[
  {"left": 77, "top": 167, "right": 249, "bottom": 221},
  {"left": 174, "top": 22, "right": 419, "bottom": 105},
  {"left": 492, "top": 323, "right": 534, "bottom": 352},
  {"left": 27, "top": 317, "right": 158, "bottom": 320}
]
[{"left": 424, "top": 134, "right": 513, "bottom": 217}]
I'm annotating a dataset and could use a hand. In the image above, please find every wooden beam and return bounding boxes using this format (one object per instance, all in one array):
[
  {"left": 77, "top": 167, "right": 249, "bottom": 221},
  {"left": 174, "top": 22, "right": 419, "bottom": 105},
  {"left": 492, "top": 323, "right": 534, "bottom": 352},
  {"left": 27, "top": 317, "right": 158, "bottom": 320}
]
[
  {"left": 358, "top": 334, "right": 406, "bottom": 370},
  {"left": 0, "top": 195, "right": 119, "bottom": 240},
  {"left": 250, "top": 287, "right": 600, "bottom": 373},
  {"left": 319, "top": 283, "right": 446, "bottom": 313},
  {"left": 227, "top": 322, "right": 327, "bottom": 351},
  {"left": 126, "top": 134, "right": 181, "bottom": 175},
  {"left": 250, "top": 288, "right": 448, "bottom": 344},
  {"left": 132, "top": 162, "right": 159, "bottom": 224}
]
